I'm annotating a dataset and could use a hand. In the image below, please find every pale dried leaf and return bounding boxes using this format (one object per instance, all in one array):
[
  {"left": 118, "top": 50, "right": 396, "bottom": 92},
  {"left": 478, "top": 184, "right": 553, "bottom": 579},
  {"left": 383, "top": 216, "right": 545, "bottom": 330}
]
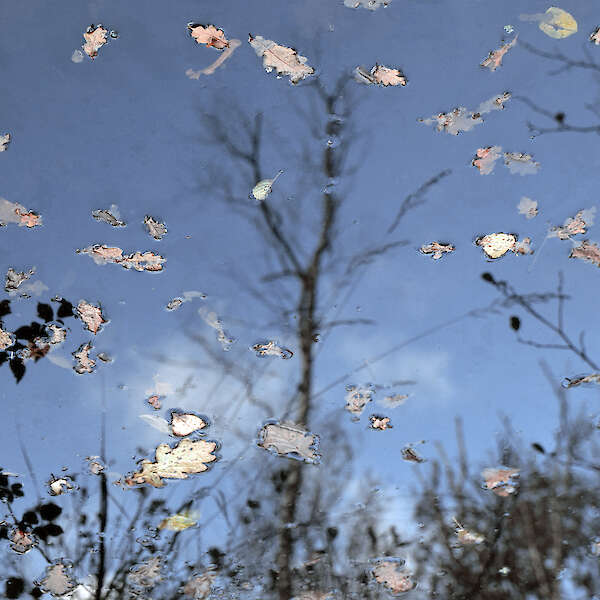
[
  {"left": 92, "top": 206, "right": 125, "bottom": 227},
  {"left": 517, "top": 196, "right": 538, "bottom": 219},
  {"left": 39, "top": 562, "right": 77, "bottom": 597},
  {"left": 129, "top": 556, "right": 162, "bottom": 589},
  {"left": 258, "top": 422, "right": 320, "bottom": 463},
  {"left": 125, "top": 438, "right": 217, "bottom": 487},
  {"left": 472, "top": 146, "right": 502, "bottom": 174},
  {"left": 0, "top": 133, "right": 10, "bottom": 151},
  {"left": 144, "top": 215, "right": 167, "bottom": 240},
  {"left": 454, "top": 519, "right": 485, "bottom": 545},
  {"left": 369, "top": 415, "right": 392, "bottom": 430},
  {"left": 171, "top": 412, "right": 206, "bottom": 437},
  {"left": 372, "top": 561, "right": 414, "bottom": 594},
  {"left": 83, "top": 25, "right": 108, "bottom": 58},
  {"left": 252, "top": 340, "right": 293, "bottom": 359},
  {"left": 420, "top": 241, "right": 455, "bottom": 260},
  {"left": 401, "top": 446, "right": 425, "bottom": 463},
  {"left": 514, "top": 237, "right": 533, "bottom": 255},
  {"left": 591, "top": 27, "right": 600, "bottom": 45},
  {"left": 147, "top": 395, "right": 162, "bottom": 409},
  {"left": 564, "top": 373, "right": 600, "bottom": 388},
  {"left": 183, "top": 572, "right": 215, "bottom": 599},
  {"left": 48, "top": 476, "right": 73, "bottom": 496},
  {"left": 420, "top": 92, "right": 510, "bottom": 135},
  {"left": 482, "top": 467, "right": 519, "bottom": 496},
  {"left": 78, "top": 244, "right": 165, "bottom": 272},
  {"left": 504, "top": 151, "right": 540, "bottom": 175},
  {"left": 481, "top": 36, "right": 518, "bottom": 71},
  {"left": 10, "top": 529, "right": 36, "bottom": 554},
  {"left": 76, "top": 300, "right": 106, "bottom": 334},
  {"left": 5, "top": 267, "right": 35, "bottom": 292},
  {"left": 355, "top": 64, "right": 407, "bottom": 87},
  {"left": 188, "top": 24, "right": 229, "bottom": 49},
  {"left": 86, "top": 456, "right": 105, "bottom": 474},
  {"left": 345, "top": 384, "right": 374, "bottom": 416},
  {"left": 249, "top": 35, "right": 314, "bottom": 84},
  {"left": 570, "top": 240, "right": 600, "bottom": 267},
  {"left": 166, "top": 291, "right": 206, "bottom": 311},
  {"left": 167, "top": 298, "right": 183, "bottom": 311},
  {"left": 550, "top": 208, "right": 595, "bottom": 240},
  {"left": 0, "top": 327, "right": 15, "bottom": 350},
  {"left": 0, "top": 198, "right": 42, "bottom": 227},
  {"left": 73, "top": 342, "right": 95, "bottom": 374},
  {"left": 476, "top": 233, "right": 517, "bottom": 259},
  {"left": 252, "top": 170, "right": 283, "bottom": 200},
  {"left": 159, "top": 510, "right": 199, "bottom": 531},
  {"left": 46, "top": 324, "right": 67, "bottom": 345}
]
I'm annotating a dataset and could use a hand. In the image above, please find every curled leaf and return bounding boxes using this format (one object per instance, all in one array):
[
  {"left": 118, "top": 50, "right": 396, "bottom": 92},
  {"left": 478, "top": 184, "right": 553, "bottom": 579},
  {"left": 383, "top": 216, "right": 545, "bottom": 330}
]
[
  {"left": 481, "top": 36, "right": 518, "bottom": 71},
  {"left": 355, "top": 64, "right": 407, "bottom": 87},
  {"left": 82, "top": 25, "right": 108, "bottom": 58},
  {"left": 252, "top": 170, "right": 283, "bottom": 201}
]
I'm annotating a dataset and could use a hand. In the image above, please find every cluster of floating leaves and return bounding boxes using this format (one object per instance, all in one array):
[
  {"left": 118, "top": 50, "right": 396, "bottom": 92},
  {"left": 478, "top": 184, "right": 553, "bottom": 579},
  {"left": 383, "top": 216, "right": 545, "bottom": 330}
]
[
  {"left": 258, "top": 422, "right": 320, "bottom": 464},
  {"left": 78, "top": 244, "right": 165, "bottom": 272}
]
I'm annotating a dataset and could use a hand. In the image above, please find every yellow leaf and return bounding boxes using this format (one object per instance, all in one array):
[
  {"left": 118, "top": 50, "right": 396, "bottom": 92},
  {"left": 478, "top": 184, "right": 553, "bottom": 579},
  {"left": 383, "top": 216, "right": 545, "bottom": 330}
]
[{"left": 539, "top": 7, "right": 577, "bottom": 39}]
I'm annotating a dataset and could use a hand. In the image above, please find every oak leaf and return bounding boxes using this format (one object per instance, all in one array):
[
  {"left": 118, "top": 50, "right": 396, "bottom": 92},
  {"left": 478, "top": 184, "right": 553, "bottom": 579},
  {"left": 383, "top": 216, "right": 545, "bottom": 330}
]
[{"left": 249, "top": 34, "right": 314, "bottom": 84}]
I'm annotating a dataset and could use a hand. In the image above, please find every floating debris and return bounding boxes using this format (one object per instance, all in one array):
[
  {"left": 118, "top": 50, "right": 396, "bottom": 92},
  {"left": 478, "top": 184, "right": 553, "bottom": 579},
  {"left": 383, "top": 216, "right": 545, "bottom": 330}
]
[
  {"left": 549, "top": 208, "right": 595, "bottom": 240},
  {"left": 520, "top": 7, "right": 577, "bottom": 39},
  {"left": 183, "top": 571, "right": 216, "bottom": 599},
  {"left": 258, "top": 422, "right": 320, "bottom": 464},
  {"left": 570, "top": 240, "right": 600, "bottom": 267},
  {"left": 372, "top": 560, "right": 414, "bottom": 594},
  {"left": 188, "top": 24, "right": 229, "bottom": 49},
  {"left": 77, "top": 245, "right": 165, "bottom": 272},
  {"left": 591, "top": 27, "right": 600, "bottom": 45},
  {"left": 38, "top": 562, "right": 77, "bottom": 597},
  {"left": 9, "top": 529, "right": 36, "bottom": 554},
  {"left": 354, "top": 64, "right": 407, "bottom": 87},
  {"left": 166, "top": 291, "right": 206, "bottom": 311},
  {"left": 171, "top": 412, "right": 206, "bottom": 437},
  {"left": 0, "top": 133, "right": 10, "bottom": 151},
  {"left": 73, "top": 342, "right": 95, "bottom": 374},
  {"left": 128, "top": 556, "right": 162, "bottom": 589},
  {"left": 124, "top": 439, "right": 217, "bottom": 487},
  {"left": 345, "top": 0, "right": 391, "bottom": 8},
  {"left": 86, "top": 456, "right": 105, "bottom": 475},
  {"left": 420, "top": 241, "right": 455, "bottom": 260},
  {"left": 147, "top": 395, "right": 162, "bottom": 409},
  {"left": 380, "top": 393, "right": 409, "bottom": 408},
  {"left": 5, "top": 267, "right": 35, "bottom": 293},
  {"left": 482, "top": 467, "right": 519, "bottom": 496},
  {"left": 92, "top": 206, "right": 126, "bottom": 227},
  {"left": 251, "top": 340, "right": 293, "bottom": 359},
  {"left": 345, "top": 384, "right": 374, "bottom": 417},
  {"left": 476, "top": 233, "right": 517, "bottom": 259},
  {"left": 517, "top": 197, "right": 538, "bottom": 219},
  {"left": 76, "top": 300, "right": 106, "bottom": 334},
  {"left": 48, "top": 476, "right": 74, "bottom": 496},
  {"left": 0, "top": 198, "right": 42, "bottom": 227},
  {"left": 481, "top": 36, "right": 518, "bottom": 71},
  {"left": 504, "top": 151, "right": 540, "bottom": 175},
  {"left": 249, "top": 34, "right": 314, "bottom": 84},
  {"left": 144, "top": 215, "right": 167, "bottom": 240},
  {"left": 454, "top": 518, "right": 485, "bottom": 545},
  {"left": 563, "top": 373, "right": 600, "bottom": 388},
  {"left": 82, "top": 24, "right": 108, "bottom": 58},
  {"left": 0, "top": 327, "right": 14, "bottom": 350},
  {"left": 472, "top": 146, "right": 502, "bottom": 174},
  {"left": 369, "top": 415, "right": 392, "bottom": 430},
  {"left": 401, "top": 446, "right": 426, "bottom": 463},
  {"left": 198, "top": 307, "right": 234, "bottom": 350}
]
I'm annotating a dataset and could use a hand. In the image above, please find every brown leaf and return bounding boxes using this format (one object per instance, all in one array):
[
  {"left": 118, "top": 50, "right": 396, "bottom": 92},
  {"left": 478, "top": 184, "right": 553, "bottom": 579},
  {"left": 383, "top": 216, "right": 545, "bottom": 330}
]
[
  {"left": 249, "top": 34, "right": 314, "bottom": 84},
  {"left": 77, "top": 245, "right": 166, "bottom": 272},
  {"left": 76, "top": 300, "right": 106, "bottom": 334},
  {"left": 125, "top": 439, "right": 217, "bottom": 487},
  {"left": 570, "top": 240, "right": 600, "bottom": 267},
  {"left": 83, "top": 25, "right": 108, "bottom": 59},
  {"left": 188, "top": 24, "right": 229, "bottom": 49},
  {"left": 480, "top": 36, "right": 518, "bottom": 71},
  {"left": 258, "top": 422, "right": 320, "bottom": 463},
  {"left": 372, "top": 561, "right": 414, "bottom": 594}
]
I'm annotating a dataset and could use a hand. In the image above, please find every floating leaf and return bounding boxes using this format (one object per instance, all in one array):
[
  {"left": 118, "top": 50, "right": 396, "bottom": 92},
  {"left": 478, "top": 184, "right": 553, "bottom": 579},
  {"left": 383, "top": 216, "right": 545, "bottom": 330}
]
[
  {"left": 454, "top": 518, "right": 484, "bottom": 545},
  {"left": 47, "top": 476, "right": 73, "bottom": 496},
  {"left": 144, "top": 215, "right": 167, "bottom": 240},
  {"left": 38, "top": 562, "right": 76, "bottom": 598},
  {"left": 401, "top": 446, "right": 425, "bottom": 463},
  {"left": 82, "top": 25, "right": 108, "bottom": 58},
  {"left": 73, "top": 342, "right": 95, "bottom": 374},
  {"left": 249, "top": 35, "right": 314, "bottom": 84},
  {"left": 258, "top": 422, "right": 320, "bottom": 463},
  {"left": 538, "top": 7, "right": 577, "bottom": 39},
  {"left": 5, "top": 267, "right": 35, "bottom": 293},
  {"left": 591, "top": 27, "right": 600, "bottom": 45},
  {"left": 472, "top": 146, "right": 502, "bottom": 174},
  {"left": 345, "top": 384, "right": 374, "bottom": 417},
  {"left": 504, "top": 151, "right": 540, "bottom": 175},
  {"left": 78, "top": 245, "right": 165, "bottom": 272},
  {"left": 563, "top": 373, "right": 600, "bottom": 388},
  {"left": 188, "top": 24, "right": 229, "bottom": 49},
  {"left": 514, "top": 237, "right": 533, "bottom": 255},
  {"left": 251, "top": 340, "right": 293, "bottom": 359},
  {"left": 372, "top": 561, "right": 414, "bottom": 594},
  {"left": 517, "top": 197, "right": 538, "bottom": 219},
  {"left": 129, "top": 556, "right": 162, "bottom": 589},
  {"left": 476, "top": 233, "right": 517, "bottom": 259},
  {"left": 420, "top": 92, "right": 510, "bottom": 135},
  {"left": 159, "top": 510, "right": 199, "bottom": 531},
  {"left": 0, "top": 133, "right": 10, "bottom": 152},
  {"left": 183, "top": 572, "right": 216, "bottom": 599},
  {"left": 481, "top": 36, "right": 518, "bottom": 71},
  {"left": 171, "top": 412, "right": 206, "bottom": 437},
  {"left": 0, "top": 198, "right": 42, "bottom": 227},
  {"left": 252, "top": 170, "right": 283, "bottom": 201},
  {"left": 369, "top": 415, "right": 392, "bottom": 430},
  {"left": 420, "top": 241, "right": 455, "bottom": 260},
  {"left": 147, "top": 395, "right": 162, "bottom": 409},
  {"left": 549, "top": 208, "right": 595, "bottom": 239},
  {"left": 570, "top": 240, "right": 600, "bottom": 267},
  {"left": 76, "top": 300, "right": 106, "bottom": 334},
  {"left": 355, "top": 64, "right": 407, "bottom": 87},
  {"left": 0, "top": 327, "right": 14, "bottom": 350},
  {"left": 9, "top": 529, "right": 35, "bottom": 554},
  {"left": 482, "top": 467, "right": 519, "bottom": 496},
  {"left": 124, "top": 438, "right": 217, "bottom": 487},
  {"left": 86, "top": 456, "right": 105, "bottom": 474},
  {"left": 92, "top": 206, "right": 125, "bottom": 227},
  {"left": 166, "top": 291, "right": 206, "bottom": 311}
]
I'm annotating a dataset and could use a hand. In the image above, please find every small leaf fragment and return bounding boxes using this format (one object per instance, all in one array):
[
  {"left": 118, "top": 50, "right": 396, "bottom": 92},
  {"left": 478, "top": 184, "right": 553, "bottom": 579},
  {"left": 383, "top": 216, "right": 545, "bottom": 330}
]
[
  {"left": 0, "top": 198, "right": 42, "bottom": 227},
  {"left": 9, "top": 529, "right": 35, "bottom": 554},
  {"left": 504, "top": 151, "right": 540, "bottom": 175},
  {"left": 147, "top": 395, "right": 162, "bottom": 409},
  {"left": 345, "top": 384, "right": 374, "bottom": 417},
  {"left": 420, "top": 241, "right": 455, "bottom": 260},
  {"left": 251, "top": 340, "right": 293, "bottom": 359},
  {"left": 0, "top": 133, "right": 10, "bottom": 152},
  {"left": 47, "top": 476, "right": 73, "bottom": 496},
  {"left": 481, "top": 36, "right": 518, "bottom": 71},
  {"left": 563, "top": 373, "right": 600, "bottom": 388},
  {"left": 590, "top": 27, "right": 600, "bottom": 45},
  {"left": 159, "top": 510, "right": 199, "bottom": 531},
  {"left": 258, "top": 422, "right": 320, "bottom": 464},
  {"left": 345, "top": 0, "right": 391, "bottom": 8},
  {"left": 78, "top": 245, "right": 165, "bottom": 272},
  {"left": 83, "top": 25, "right": 108, "bottom": 58},
  {"left": 401, "top": 446, "right": 425, "bottom": 463},
  {"left": 171, "top": 412, "right": 206, "bottom": 437},
  {"left": 144, "top": 215, "right": 167, "bottom": 240},
  {"left": 482, "top": 467, "right": 519, "bottom": 496},
  {"left": 369, "top": 415, "right": 392, "bottom": 430},
  {"left": 518, "top": 197, "right": 538, "bottom": 219},
  {"left": 472, "top": 146, "right": 502, "bottom": 174},
  {"left": 73, "top": 342, "right": 95, "bottom": 374},
  {"left": 549, "top": 208, "right": 595, "bottom": 240},
  {"left": 249, "top": 34, "right": 314, "bottom": 84},
  {"left": 92, "top": 206, "right": 125, "bottom": 227},
  {"left": 355, "top": 64, "right": 407, "bottom": 87}
]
